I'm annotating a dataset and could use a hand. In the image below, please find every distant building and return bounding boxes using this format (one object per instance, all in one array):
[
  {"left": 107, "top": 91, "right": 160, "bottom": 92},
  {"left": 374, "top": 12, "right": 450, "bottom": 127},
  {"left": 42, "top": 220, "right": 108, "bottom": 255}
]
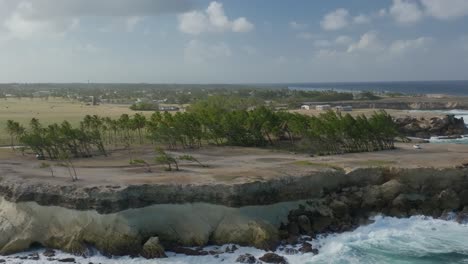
[
  {"left": 32, "top": 91, "right": 51, "bottom": 97},
  {"left": 136, "top": 98, "right": 151, "bottom": 104},
  {"left": 316, "top": 105, "right": 331, "bottom": 111},
  {"left": 335, "top": 105, "right": 353, "bottom": 112},
  {"left": 159, "top": 106, "right": 180, "bottom": 111},
  {"left": 301, "top": 105, "right": 311, "bottom": 110}
]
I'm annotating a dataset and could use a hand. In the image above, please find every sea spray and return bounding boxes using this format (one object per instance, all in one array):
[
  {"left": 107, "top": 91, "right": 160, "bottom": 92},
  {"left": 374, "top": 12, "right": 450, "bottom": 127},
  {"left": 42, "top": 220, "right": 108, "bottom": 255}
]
[{"left": 4, "top": 215, "right": 468, "bottom": 264}]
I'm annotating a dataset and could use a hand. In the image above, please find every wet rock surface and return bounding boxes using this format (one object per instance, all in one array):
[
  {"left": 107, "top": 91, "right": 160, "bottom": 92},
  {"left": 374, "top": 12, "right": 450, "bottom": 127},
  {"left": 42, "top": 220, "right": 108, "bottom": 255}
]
[
  {"left": 259, "top": 253, "right": 288, "bottom": 264},
  {"left": 236, "top": 253, "right": 258, "bottom": 263}
]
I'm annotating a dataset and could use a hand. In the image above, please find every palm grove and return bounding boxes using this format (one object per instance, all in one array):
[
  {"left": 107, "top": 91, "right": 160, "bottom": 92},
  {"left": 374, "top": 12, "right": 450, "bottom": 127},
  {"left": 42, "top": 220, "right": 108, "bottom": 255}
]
[{"left": 5, "top": 97, "right": 398, "bottom": 161}]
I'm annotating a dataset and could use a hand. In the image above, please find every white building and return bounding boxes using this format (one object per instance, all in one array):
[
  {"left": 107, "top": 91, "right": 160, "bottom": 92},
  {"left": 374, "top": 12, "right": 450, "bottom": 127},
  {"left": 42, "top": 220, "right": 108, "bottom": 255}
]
[
  {"left": 301, "top": 105, "right": 311, "bottom": 110},
  {"left": 316, "top": 105, "right": 331, "bottom": 111},
  {"left": 335, "top": 106, "right": 353, "bottom": 112}
]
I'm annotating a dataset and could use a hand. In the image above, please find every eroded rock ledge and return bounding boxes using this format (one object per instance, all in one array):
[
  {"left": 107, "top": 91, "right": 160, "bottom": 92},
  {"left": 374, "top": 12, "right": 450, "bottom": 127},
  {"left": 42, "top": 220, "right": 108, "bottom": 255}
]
[
  {"left": 1, "top": 167, "right": 468, "bottom": 257},
  {"left": 0, "top": 168, "right": 382, "bottom": 213}
]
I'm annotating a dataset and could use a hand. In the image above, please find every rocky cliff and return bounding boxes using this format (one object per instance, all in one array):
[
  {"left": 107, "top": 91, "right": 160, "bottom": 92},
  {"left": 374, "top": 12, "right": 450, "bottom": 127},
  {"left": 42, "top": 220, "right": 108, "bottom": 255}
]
[
  {"left": 395, "top": 115, "right": 467, "bottom": 138},
  {"left": 1, "top": 167, "right": 468, "bottom": 257}
]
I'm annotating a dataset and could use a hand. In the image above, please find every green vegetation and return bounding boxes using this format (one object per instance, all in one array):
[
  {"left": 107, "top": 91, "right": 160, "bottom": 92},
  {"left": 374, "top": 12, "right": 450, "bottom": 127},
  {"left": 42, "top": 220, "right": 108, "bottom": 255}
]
[
  {"left": 130, "top": 102, "right": 159, "bottom": 111},
  {"left": 357, "top": 91, "right": 382, "bottom": 100},
  {"left": 0, "top": 83, "right": 377, "bottom": 108},
  {"left": 7, "top": 97, "right": 399, "bottom": 159},
  {"left": 6, "top": 116, "right": 107, "bottom": 160},
  {"left": 154, "top": 148, "right": 179, "bottom": 171}
]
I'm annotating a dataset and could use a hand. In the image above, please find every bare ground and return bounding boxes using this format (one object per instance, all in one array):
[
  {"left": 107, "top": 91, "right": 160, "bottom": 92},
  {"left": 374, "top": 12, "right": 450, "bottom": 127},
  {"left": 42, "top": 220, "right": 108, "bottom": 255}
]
[{"left": 0, "top": 143, "right": 467, "bottom": 187}]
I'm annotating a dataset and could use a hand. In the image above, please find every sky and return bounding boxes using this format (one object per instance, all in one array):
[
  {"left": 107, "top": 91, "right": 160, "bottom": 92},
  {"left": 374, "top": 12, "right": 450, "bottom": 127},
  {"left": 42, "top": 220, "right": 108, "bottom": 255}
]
[{"left": 0, "top": 0, "right": 468, "bottom": 83}]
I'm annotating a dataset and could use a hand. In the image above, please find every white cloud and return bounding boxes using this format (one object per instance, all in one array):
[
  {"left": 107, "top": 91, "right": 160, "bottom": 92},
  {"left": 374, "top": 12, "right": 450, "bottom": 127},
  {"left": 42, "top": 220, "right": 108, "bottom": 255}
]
[
  {"left": 335, "top": 35, "right": 353, "bottom": 45},
  {"left": 353, "top": 14, "right": 371, "bottom": 24},
  {"left": 232, "top": 17, "right": 254, "bottom": 32},
  {"left": 347, "top": 31, "right": 383, "bottom": 53},
  {"left": 289, "top": 21, "right": 308, "bottom": 30},
  {"left": 0, "top": 0, "right": 190, "bottom": 39},
  {"left": 206, "top": 1, "right": 231, "bottom": 31},
  {"left": 296, "top": 32, "right": 313, "bottom": 40},
  {"left": 3, "top": 2, "right": 79, "bottom": 39},
  {"left": 184, "top": 40, "right": 232, "bottom": 63},
  {"left": 125, "top": 16, "right": 143, "bottom": 32},
  {"left": 421, "top": 0, "right": 468, "bottom": 20},
  {"left": 389, "top": 37, "right": 432, "bottom": 54},
  {"left": 178, "top": 11, "right": 209, "bottom": 35},
  {"left": 390, "top": 0, "right": 423, "bottom": 24},
  {"left": 321, "top": 8, "right": 349, "bottom": 31},
  {"left": 178, "top": 1, "right": 254, "bottom": 35}
]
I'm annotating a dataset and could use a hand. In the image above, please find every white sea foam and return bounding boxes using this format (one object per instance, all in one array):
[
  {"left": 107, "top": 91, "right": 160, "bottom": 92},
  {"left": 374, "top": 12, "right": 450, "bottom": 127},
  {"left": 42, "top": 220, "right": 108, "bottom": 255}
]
[{"left": 4, "top": 215, "right": 468, "bottom": 264}]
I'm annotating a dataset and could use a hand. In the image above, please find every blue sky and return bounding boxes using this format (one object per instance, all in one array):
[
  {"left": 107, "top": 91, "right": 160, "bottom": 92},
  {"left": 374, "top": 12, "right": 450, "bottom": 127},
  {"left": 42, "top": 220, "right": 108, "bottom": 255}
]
[{"left": 0, "top": 0, "right": 467, "bottom": 83}]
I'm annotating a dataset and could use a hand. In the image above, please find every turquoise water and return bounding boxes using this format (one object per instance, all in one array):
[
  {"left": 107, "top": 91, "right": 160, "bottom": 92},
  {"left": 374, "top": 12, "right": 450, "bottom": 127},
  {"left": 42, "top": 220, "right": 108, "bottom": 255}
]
[
  {"left": 6, "top": 215, "right": 468, "bottom": 264},
  {"left": 309, "top": 215, "right": 468, "bottom": 264}
]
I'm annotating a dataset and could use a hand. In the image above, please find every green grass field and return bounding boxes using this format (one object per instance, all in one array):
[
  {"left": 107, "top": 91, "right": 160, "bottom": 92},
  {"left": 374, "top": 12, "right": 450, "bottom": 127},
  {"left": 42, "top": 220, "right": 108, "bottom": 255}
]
[{"left": 0, "top": 97, "right": 152, "bottom": 145}]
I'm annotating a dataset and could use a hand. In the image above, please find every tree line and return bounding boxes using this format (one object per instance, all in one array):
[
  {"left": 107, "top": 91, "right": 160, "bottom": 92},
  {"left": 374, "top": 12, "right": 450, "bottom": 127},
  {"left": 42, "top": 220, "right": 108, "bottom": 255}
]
[{"left": 5, "top": 99, "right": 398, "bottom": 159}]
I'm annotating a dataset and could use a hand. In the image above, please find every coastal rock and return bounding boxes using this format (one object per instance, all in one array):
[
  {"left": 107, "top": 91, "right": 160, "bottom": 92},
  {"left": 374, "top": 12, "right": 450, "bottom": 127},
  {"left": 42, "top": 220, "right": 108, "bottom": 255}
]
[
  {"left": 259, "top": 253, "right": 288, "bottom": 264},
  {"left": 437, "top": 189, "right": 460, "bottom": 210},
  {"left": 283, "top": 247, "right": 299, "bottom": 255},
  {"left": 380, "top": 180, "right": 406, "bottom": 201},
  {"left": 329, "top": 200, "right": 348, "bottom": 218},
  {"left": 43, "top": 249, "right": 55, "bottom": 257},
  {"left": 395, "top": 115, "right": 467, "bottom": 138},
  {"left": 58, "top": 258, "right": 75, "bottom": 262},
  {"left": 392, "top": 193, "right": 426, "bottom": 215},
  {"left": 141, "top": 237, "right": 167, "bottom": 259},
  {"left": 212, "top": 217, "right": 278, "bottom": 250},
  {"left": 171, "top": 247, "right": 208, "bottom": 256},
  {"left": 299, "top": 242, "right": 318, "bottom": 254},
  {"left": 297, "top": 215, "right": 312, "bottom": 234},
  {"left": 1, "top": 167, "right": 468, "bottom": 257},
  {"left": 236, "top": 253, "right": 258, "bottom": 263}
]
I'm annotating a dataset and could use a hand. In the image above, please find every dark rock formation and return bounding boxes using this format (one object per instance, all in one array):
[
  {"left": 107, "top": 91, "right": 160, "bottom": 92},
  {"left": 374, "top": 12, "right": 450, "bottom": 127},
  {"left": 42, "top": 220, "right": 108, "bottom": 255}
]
[
  {"left": 395, "top": 115, "right": 467, "bottom": 138},
  {"left": 236, "top": 253, "right": 258, "bottom": 263},
  {"left": 298, "top": 242, "right": 318, "bottom": 254},
  {"left": 280, "top": 167, "right": 468, "bottom": 244},
  {"left": 259, "top": 253, "right": 288, "bottom": 264},
  {"left": 43, "top": 249, "right": 55, "bottom": 257}
]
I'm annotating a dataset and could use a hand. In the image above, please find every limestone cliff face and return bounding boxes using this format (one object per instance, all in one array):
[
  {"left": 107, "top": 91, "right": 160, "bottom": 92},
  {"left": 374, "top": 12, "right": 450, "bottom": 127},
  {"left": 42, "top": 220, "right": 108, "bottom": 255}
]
[
  {"left": 0, "top": 197, "right": 304, "bottom": 256},
  {"left": 1, "top": 167, "right": 468, "bottom": 256},
  {"left": 395, "top": 115, "right": 467, "bottom": 138}
]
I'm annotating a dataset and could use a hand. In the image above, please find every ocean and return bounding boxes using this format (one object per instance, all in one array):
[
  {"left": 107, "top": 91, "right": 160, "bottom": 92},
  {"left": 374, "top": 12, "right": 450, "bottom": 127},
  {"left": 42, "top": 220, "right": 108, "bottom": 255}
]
[
  {"left": 285, "top": 80, "right": 468, "bottom": 95},
  {"left": 6, "top": 215, "right": 468, "bottom": 264}
]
